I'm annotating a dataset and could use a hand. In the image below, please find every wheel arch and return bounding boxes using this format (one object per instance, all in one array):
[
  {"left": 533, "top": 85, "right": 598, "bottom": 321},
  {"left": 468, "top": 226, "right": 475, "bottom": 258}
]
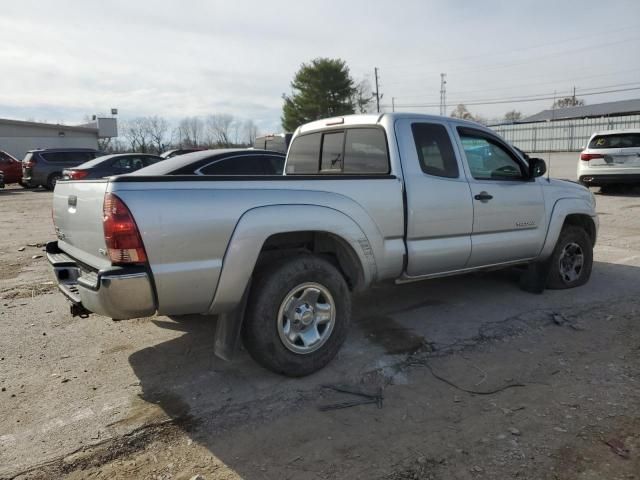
[
  {"left": 538, "top": 198, "right": 598, "bottom": 259},
  {"left": 208, "top": 204, "right": 376, "bottom": 316}
]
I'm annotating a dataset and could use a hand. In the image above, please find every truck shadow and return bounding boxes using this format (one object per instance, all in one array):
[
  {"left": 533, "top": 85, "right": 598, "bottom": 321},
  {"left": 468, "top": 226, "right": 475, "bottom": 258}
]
[
  {"left": 595, "top": 185, "right": 640, "bottom": 197},
  {"left": 127, "top": 259, "right": 640, "bottom": 478}
]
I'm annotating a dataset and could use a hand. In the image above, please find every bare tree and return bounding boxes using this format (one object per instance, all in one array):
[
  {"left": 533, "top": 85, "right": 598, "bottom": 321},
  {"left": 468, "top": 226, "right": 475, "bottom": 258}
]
[
  {"left": 352, "top": 79, "right": 375, "bottom": 114},
  {"left": 122, "top": 117, "right": 153, "bottom": 152},
  {"left": 176, "top": 116, "right": 204, "bottom": 147},
  {"left": 552, "top": 96, "right": 585, "bottom": 109},
  {"left": 450, "top": 104, "right": 475, "bottom": 120},
  {"left": 206, "top": 114, "right": 236, "bottom": 147},
  {"left": 145, "top": 116, "right": 170, "bottom": 153},
  {"left": 504, "top": 110, "right": 522, "bottom": 122},
  {"left": 243, "top": 120, "right": 259, "bottom": 146}
]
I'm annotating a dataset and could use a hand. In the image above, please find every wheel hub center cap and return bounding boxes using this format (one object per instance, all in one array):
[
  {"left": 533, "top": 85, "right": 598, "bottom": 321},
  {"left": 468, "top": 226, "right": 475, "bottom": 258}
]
[{"left": 295, "top": 304, "right": 314, "bottom": 327}]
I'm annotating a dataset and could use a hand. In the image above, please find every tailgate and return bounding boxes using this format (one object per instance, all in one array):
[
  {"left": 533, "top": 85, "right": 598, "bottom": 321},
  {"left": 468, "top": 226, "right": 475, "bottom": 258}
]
[
  {"left": 53, "top": 179, "right": 112, "bottom": 270},
  {"left": 609, "top": 148, "right": 640, "bottom": 167}
]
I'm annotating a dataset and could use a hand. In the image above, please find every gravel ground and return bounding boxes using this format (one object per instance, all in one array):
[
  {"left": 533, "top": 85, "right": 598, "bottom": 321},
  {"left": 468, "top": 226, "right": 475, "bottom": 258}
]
[{"left": 1, "top": 155, "right": 639, "bottom": 479}]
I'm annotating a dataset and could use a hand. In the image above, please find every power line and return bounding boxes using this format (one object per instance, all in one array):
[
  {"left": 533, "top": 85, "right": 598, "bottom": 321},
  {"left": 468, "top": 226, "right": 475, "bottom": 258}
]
[
  {"left": 396, "top": 80, "right": 640, "bottom": 104},
  {"left": 395, "top": 67, "right": 640, "bottom": 100},
  {"left": 381, "top": 34, "right": 640, "bottom": 86},
  {"left": 358, "top": 24, "right": 640, "bottom": 74},
  {"left": 386, "top": 86, "right": 640, "bottom": 109}
]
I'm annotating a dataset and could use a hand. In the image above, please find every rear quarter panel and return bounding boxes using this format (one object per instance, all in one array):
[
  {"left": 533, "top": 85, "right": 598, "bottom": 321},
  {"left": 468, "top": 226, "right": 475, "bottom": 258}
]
[{"left": 111, "top": 177, "right": 405, "bottom": 316}]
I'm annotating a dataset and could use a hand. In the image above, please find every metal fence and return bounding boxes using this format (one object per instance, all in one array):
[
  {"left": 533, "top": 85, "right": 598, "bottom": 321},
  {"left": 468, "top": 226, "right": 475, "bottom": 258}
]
[{"left": 490, "top": 114, "right": 640, "bottom": 152}]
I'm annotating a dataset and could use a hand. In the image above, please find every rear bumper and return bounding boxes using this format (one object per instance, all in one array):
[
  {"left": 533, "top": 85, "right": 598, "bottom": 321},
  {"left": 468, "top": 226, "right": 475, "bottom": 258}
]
[
  {"left": 46, "top": 241, "right": 156, "bottom": 320},
  {"left": 579, "top": 174, "right": 640, "bottom": 185}
]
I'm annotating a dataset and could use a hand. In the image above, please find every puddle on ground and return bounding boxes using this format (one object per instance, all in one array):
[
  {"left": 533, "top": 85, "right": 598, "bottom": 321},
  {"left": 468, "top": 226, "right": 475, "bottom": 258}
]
[{"left": 357, "top": 315, "right": 425, "bottom": 355}]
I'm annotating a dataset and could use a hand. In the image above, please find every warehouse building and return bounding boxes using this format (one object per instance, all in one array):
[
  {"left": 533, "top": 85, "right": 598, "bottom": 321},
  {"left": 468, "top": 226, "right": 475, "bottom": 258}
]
[
  {"left": 490, "top": 98, "right": 640, "bottom": 152},
  {"left": 0, "top": 117, "right": 117, "bottom": 160}
]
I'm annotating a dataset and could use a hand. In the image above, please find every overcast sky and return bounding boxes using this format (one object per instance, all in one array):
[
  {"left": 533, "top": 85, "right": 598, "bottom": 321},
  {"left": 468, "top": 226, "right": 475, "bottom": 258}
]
[{"left": 1, "top": 0, "right": 639, "bottom": 133}]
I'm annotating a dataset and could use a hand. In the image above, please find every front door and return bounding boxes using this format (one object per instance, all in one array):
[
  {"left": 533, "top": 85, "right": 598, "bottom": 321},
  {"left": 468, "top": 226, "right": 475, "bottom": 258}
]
[
  {"left": 396, "top": 119, "right": 474, "bottom": 276},
  {"left": 455, "top": 126, "right": 547, "bottom": 267}
]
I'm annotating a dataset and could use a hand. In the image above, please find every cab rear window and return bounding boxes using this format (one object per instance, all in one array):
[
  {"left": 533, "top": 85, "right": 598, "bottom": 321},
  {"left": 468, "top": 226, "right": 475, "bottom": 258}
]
[
  {"left": 588, "top": 133, "right": 640, "bottom": 149},
  {"left": 286, "top": 128, "right": 389, "bottom": 175}
]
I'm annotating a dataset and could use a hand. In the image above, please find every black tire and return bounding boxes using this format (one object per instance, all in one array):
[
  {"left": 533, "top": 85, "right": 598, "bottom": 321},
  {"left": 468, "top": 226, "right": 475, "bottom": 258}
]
[
  {"left": 46, "top": 173, "right": 62, "bottom": 191},
  {"left": 242, "top": 254, "right": 351, "bottom": 377},
  {"left": 546, "top": 225, "right": 593, "bottom": 289}
]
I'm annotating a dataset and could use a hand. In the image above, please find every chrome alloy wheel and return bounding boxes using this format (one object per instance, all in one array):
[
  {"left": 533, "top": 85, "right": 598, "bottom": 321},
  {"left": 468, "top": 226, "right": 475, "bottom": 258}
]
[
  {"left": 558, "top": 242, "right": 584, "bottom": 283},
  {"left": 277, "top": 282, "right": 336, "bottom": 354}
]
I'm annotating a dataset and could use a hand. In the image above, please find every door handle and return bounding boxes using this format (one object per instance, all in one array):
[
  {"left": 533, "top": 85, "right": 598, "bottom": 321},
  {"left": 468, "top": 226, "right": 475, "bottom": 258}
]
[{"left": 474, "top": 191, "right": 493, "bottom": 202}]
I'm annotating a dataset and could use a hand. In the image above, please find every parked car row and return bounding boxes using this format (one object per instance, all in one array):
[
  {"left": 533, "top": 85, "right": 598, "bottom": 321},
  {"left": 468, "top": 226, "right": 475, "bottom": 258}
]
[
  {"left": 3, "top": 128, "right": 638, "bottom": 193},
  {"left": 0, "top": 146, "right": 286, "bottom": 190}
]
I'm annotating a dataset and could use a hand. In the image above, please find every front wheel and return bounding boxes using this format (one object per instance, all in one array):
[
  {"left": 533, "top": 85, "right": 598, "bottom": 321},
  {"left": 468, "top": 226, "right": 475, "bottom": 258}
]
[
  {"left": 242, "top": 254, "right": 351, "bottom": 377},
  {"left": 546, "top": 225, "right": 593, "bottom": 289}
]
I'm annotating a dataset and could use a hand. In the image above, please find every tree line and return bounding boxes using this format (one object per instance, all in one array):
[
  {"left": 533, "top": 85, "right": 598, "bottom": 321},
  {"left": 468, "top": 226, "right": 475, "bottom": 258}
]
[
  {"left": 103, "top": 114, "right": 260, "bottom": 154},
  {"left": 103, "top": 57, "right": 589, "bottom": 153}
]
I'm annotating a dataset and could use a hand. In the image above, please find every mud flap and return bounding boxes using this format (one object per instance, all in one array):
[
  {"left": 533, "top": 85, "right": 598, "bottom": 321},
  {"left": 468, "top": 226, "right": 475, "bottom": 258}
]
[
  {"left": 519, "top": 258, "right": 552, "bottom": 294},
  {"left": 213, "top": 282, "right": 251, "bottom": 361}
]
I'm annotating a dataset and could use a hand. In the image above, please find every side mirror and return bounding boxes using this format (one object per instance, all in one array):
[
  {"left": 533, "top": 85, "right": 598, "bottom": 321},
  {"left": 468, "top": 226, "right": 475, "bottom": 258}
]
[{"left": 529, "top": 157, "right": 546, "bottom": 178}]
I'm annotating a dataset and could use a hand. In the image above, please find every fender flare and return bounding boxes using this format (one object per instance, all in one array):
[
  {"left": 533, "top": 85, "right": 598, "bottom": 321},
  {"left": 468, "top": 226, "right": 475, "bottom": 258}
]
[
  {"left": 208, "top": 204, "right": 376, "bottom": 315},
  {"left": 538, "top": 197, "right": 598, "bottom": 259}
]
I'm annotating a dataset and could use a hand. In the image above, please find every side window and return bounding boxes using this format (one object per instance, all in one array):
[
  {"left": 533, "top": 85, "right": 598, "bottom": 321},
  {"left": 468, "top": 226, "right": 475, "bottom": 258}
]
[
  {"left": 458, "top": 130, "right": 524, "bottom": 180},
  {"left": 142, "top": 156, "right": 161, "bottom": 167},
  {"left": 286, "top": 133, "right": 321, "bottom": 174},
  {"left": 343, "top": 128, "right": 389, "bottom": 174},
  {"left": 130, "top": 157, "right": 146, "bottom": 171},
  {"left": 411, "top": 123, "right": 459, "bottom": 178},
  {"left": 199, "top": 155, "right": 274, "bottom": 175},
  {"left": 320, "top": 132, "right": 344, "bottom": 172},
  {"left": 111, "top": 157, "right": 133, "bottom": 169}
]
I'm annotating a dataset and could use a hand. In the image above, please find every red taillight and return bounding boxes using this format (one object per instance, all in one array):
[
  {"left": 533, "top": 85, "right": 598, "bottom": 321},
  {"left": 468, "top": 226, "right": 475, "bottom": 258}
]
[
  {"left": 68, "top": 170, "right": 89, "bottom": 180},
  {"left": 580, "top": 153, "right": 604, "bottom": 161},
  {"left": 24, "top": 160, "right": 36, "bottom": 168},
  {"left": 103, "top": 193, "right": 147, "bottom": 264}
]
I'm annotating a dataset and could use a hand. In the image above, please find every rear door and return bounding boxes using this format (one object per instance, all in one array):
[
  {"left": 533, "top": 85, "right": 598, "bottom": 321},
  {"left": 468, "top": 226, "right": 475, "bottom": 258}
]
[
  {"left": 454, "top": 126, "right": 546, "bottom": 267},
  {"left": 396, "top": 118, "right": 474, "bottom": 276}
]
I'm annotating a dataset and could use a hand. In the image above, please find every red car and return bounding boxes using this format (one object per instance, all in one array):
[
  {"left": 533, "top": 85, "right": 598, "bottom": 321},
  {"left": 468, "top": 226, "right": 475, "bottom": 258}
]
[{"left": 0, "top": 150, "right": 23, "bottom": 185}]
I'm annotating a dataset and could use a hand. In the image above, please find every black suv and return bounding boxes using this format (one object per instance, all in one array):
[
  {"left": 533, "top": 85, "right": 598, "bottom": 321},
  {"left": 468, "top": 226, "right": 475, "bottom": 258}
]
[{"left": 22, "top": 148, "right": 101, "bottom": 190}]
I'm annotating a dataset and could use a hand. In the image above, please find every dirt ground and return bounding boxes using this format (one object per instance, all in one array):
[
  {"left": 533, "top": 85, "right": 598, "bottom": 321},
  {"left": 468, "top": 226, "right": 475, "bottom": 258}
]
[{"left": 1, "top": 155, "right": 640, "bottom": 480}]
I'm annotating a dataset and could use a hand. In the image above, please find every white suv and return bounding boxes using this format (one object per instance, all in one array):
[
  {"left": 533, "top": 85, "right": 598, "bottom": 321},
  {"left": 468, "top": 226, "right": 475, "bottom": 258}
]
[{"left": 578, "top": 129, "right": 640, "bottom": 187}]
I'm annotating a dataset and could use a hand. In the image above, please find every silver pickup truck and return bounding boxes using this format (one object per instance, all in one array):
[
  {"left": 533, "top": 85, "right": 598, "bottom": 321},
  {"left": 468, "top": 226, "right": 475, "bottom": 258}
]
[{"left": 48, "top": 113, "right": 598, "bottom": 376}]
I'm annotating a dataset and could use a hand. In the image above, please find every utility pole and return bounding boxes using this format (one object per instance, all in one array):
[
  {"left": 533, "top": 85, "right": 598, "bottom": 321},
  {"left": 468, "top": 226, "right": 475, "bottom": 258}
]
[
  {"left": 374, "top": 67, "right": 380, "bottom": 113},
  {"left": 572, "top": 85, "right": 576, "bottom": 106},
  {"left": 439, "top": 73, "right": 447, "bottom": 116},
  {"left": 392, "top": 97, "right": 395, "bottom": 112}
]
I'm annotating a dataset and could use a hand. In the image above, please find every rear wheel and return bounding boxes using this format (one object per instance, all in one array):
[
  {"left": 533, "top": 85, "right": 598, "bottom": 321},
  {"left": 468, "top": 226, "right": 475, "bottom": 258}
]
[
  {"left": 242, "top": 254, "right": 351, "bottom": 377},
  {"left": 46, "top": 173, "right": 62, "bottom": 191},
  {"left": 546, "top": 225, "right": 593, "bottom": 289}
]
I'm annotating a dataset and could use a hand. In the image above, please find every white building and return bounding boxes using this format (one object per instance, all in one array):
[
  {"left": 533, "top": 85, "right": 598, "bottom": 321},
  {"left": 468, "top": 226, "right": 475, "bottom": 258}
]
[
  {"left": 490, "top": 99, "right": 640, "bottom": 152},
  {"left": 0, "top": 117, "right": 117, "bottom": 160}
]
